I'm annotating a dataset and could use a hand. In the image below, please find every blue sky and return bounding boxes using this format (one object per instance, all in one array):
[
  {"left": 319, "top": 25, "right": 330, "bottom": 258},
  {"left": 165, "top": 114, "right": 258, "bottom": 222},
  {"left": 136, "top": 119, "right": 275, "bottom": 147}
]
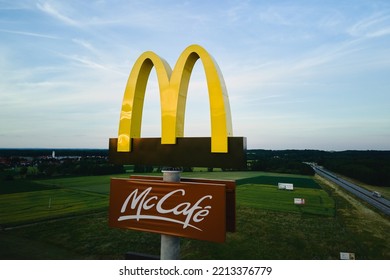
[{"left": 1, "top": 0, "right": 389, "bottom": 150}]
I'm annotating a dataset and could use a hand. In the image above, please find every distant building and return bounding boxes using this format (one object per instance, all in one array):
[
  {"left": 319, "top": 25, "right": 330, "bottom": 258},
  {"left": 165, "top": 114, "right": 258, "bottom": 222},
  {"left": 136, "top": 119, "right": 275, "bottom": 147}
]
[{"left": 52, "top": 151, "right": 56, "bottom": 158}]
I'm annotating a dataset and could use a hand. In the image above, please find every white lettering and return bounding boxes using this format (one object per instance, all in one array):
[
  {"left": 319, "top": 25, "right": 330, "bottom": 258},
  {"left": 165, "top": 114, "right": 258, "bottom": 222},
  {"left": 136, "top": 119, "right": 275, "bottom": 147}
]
[
  {"left": 118, "top": 187, "right": 213, "bottom": 231},
  {"left": 156, "top": 189, "right": 185, "bottom": 214}
]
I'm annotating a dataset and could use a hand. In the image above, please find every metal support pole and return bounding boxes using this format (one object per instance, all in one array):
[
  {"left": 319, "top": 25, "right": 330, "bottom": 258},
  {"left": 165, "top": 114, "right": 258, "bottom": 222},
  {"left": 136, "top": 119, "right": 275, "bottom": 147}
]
[{"left": 160, "top": 168, "right": 181, "bottom": 260}]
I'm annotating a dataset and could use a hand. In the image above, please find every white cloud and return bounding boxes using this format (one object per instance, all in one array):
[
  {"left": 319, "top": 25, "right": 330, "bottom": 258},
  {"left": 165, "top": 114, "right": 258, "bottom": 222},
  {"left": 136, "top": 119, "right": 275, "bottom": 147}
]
[
  {"left": 0, "top": 29, "right": 59, "bottom": 39},
  {"left": 36, "top": 1, "right": 79, "bottom": 26},
  {"left": 348, "top": 12, "right": 390, "bottom": 38}
]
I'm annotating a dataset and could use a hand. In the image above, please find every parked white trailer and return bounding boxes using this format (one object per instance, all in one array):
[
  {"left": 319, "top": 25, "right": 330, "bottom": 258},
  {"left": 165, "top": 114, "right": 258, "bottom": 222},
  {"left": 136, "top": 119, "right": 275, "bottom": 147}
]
[
  {"left": 294, "top": 198, "right": 305, "bottom": 205},
  {"left": 278, "top": 183, "right": 294, "bottom": 190}
]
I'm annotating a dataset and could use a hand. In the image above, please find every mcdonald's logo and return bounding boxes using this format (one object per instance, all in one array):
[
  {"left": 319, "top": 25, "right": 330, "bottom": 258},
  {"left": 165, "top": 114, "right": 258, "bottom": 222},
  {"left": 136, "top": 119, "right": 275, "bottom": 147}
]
[
  {"left": 109, "top": 45, "right": 246, "bottom": 168},
  {"left": 118, "top": 44, "right": 232, "bottom": 153}
]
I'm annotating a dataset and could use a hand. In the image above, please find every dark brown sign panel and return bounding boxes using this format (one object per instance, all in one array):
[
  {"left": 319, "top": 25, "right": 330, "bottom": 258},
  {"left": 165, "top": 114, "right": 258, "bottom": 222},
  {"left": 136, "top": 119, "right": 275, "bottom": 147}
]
[
  {"left": 109, "top": 178, "right": 227, "bottom": 243},
  {"left": 109, "top": 137, "right": 247, "bottom": 169}
]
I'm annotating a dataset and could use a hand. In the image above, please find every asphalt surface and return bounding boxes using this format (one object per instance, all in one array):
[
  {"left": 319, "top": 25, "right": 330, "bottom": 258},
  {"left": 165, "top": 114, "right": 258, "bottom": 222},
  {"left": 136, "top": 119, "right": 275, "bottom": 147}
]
[{"left": 311, "top": 165, "right": 390, "bottom": 216}]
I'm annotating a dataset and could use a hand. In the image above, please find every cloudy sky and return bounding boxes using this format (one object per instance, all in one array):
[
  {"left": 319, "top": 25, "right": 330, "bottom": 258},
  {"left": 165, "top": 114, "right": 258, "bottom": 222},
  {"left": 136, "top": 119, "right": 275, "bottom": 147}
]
[{"left": 1, "top": 0, "right": 389, "bottom": 150}]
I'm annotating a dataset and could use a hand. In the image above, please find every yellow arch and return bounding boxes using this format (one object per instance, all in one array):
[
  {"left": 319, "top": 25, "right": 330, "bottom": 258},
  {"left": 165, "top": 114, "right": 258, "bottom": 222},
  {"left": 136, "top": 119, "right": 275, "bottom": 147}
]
[
  {"left": 117, "top": 44, "right": 233, "bottom": 153},
  {"left": 117, "top": 51, "right": 172, "bottom": 152}
]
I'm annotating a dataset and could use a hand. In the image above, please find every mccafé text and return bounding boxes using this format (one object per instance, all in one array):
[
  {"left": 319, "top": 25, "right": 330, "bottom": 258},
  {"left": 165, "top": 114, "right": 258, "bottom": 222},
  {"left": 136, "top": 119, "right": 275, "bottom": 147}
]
[{"left": 118, "top": 187, "right": 213, "bottom": 231}]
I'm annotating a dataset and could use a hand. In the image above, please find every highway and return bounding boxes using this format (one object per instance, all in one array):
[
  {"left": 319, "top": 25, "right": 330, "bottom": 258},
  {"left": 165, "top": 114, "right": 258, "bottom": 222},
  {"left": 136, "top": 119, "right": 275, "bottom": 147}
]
[{"left": 311, "top": 165, "right": 390, "bottom": 216}]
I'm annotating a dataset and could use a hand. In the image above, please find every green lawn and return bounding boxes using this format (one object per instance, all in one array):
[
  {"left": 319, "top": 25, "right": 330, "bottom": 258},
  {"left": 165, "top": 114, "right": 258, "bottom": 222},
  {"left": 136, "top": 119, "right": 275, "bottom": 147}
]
[
  {"left": 0, "top": 188, "right": 108, "bottom": 225},
  {"left": 180, "top": 171, "right": 308, "bottom": 181},
  {"left": 183, "top": 171, "right": 335, "bottom": 216},
  {"left": 2, "top": 171, "right": 388, "bottom": 259},
  {"left": 237, "top": 184, "right": 334, "bottom": 216},
  {"left": 34, "top": 174, "right": 128, "bottom": 194},
  {"left": 236, "top": 175, "right": 322, "bottom": 189},
  {"left": 0, "top": 179, "right": 60, "bottom": 194},
  {"left": 1, "top": 172, "right": 333, "bottom": 226}
]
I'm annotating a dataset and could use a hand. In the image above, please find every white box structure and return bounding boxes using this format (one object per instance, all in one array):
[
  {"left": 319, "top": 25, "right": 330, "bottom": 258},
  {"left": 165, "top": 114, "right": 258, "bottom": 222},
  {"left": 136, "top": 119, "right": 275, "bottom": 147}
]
[
  {"left": 340, "top": 252, "right": 355, "bottom": 260},
  {"left": 278, "top": 183, "right": 294, "bottom": 190},
  {"left": 294, "top": 198, "right": 305, "bottom": 205}
]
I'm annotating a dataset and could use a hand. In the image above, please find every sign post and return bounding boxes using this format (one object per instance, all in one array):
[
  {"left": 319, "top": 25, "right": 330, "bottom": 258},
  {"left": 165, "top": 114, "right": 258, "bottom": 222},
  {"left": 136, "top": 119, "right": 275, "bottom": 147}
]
[{"left": 161, "top": 169, "right": 181, "bottom": 260}]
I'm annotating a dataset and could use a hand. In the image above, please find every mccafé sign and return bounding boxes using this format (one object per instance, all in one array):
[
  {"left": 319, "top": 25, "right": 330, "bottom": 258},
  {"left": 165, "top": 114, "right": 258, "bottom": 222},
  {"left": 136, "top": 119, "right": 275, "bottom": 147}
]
[
  {"left": 109, "top": 45, "right": 241, "bottom": 243},
  {"left": 109, "top": 176, "right": 235, "bottom": 243}
]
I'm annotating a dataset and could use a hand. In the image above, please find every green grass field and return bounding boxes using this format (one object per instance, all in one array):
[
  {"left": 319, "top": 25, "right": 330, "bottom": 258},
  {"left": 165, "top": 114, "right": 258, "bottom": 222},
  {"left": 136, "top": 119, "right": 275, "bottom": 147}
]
[
  {"left": 0, "top": 171, "right": 388, "bottom": 259},
  {"left": 237, "top": 184, "right": 334, "bottom": 216},
  {"left": 1, "top": 171, "right": 333, "bottom": 226},
  {"left": 0, "top": 188, "right": 108, "bottom": 225},
  {"left": 34, "top": 174, "right": 126, "bottom": 194}
]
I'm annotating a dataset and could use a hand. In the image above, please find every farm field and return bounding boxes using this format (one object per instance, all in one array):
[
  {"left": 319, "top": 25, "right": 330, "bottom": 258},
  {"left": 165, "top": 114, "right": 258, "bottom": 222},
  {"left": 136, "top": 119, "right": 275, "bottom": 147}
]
[
  {"left": 0, "top": 189, "right": 107, "bottom": 225},
  {"left": 1, "top": 171, "right": 332, "bottom": 225},
  {"left": 0, "top": 171, "right": 389, "bottom": 259},
  {"left": 237, "top": 184, "right": 334, "bottom": 216}
]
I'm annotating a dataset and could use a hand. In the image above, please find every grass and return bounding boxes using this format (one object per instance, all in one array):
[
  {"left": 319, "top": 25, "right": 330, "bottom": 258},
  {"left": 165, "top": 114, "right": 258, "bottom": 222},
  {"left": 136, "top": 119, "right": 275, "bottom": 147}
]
[
  {"left": 0, "top": 173, "right": 131, "bottom": 226},
  {"left": 1, "top": 203, "right": 387, "bottom": 260},
  {"left": 34, "top": 174, "right": 129, "bottom": 194},
  {"left": 180, "top": 171, "right": 309, "bottom": 181},
  {"left": 237, "top": 184, "right": 334, "bottom": 216},
  {"left": 181, "top": 206, "right": 352, "bottom": 260},
  {"left": 236, "top": 175, "right": 322, "bottom": 189},
  {"left": 0, "top": 188, "right": 108, "bottom": 225},
  {"left": 0, "top": 179, "right": 60, "bottom": 194},
  {"left": 0, "top": 232, "right": 82, "bottom": 260},
  {"left": 0, "top": 171, "right": 388, "bottom": 259}
]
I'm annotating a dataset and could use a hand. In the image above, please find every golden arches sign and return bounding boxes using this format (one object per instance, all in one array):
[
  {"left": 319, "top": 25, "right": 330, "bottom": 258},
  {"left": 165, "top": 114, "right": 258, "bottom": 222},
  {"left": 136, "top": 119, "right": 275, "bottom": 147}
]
[
  {"left": 109, "top": 45, "right": 246, "bottom": 168},
  {"left": 118, "top": 44, "right": 233, "bottom": 153}
]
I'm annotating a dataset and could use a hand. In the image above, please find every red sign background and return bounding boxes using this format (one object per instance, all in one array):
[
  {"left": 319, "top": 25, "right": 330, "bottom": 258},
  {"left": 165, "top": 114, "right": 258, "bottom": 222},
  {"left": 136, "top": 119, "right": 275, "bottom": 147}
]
[{"left": 109, "top": 178, "right": 227, "bottom": 243}]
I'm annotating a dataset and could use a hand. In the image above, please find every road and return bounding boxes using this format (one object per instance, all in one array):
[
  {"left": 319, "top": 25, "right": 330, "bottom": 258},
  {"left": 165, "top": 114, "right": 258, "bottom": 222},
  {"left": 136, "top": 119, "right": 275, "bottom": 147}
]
[{"left": 311, "top": 165, "right": 390, "bottom": 216}]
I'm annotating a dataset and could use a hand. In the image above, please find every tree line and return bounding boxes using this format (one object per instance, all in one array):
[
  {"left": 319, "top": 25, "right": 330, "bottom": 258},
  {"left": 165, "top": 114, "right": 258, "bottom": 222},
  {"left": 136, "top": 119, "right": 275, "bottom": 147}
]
[
  {"left": 318, "top": 150, "right": 390, "bottom": 187},
  {"left": 2, "top": 149, "right": 389, "bottom": 187},
  {"left": 247, "top": 150, "right": 315, "bottom": 175},
  {"left": 0, "top": 156, "right": 123, "bottom": 180},
  {"left": 248, "top": 150, "right": 390, "bottom": 187}
]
